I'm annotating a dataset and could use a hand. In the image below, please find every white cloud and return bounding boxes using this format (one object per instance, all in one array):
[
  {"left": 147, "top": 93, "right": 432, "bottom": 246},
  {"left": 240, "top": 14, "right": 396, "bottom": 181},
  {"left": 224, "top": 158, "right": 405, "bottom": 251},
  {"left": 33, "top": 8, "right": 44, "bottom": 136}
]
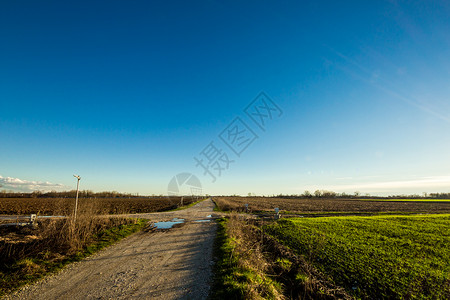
[{"left": 0, "top": 175, "right": 66, "bottom": 192}]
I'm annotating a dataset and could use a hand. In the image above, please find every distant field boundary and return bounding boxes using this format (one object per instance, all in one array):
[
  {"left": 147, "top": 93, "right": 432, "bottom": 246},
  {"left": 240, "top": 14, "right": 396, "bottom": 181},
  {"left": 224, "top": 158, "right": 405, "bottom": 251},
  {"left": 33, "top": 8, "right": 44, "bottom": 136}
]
[{"left": 354, "top": 198, "right": 450, "bottom": 202}]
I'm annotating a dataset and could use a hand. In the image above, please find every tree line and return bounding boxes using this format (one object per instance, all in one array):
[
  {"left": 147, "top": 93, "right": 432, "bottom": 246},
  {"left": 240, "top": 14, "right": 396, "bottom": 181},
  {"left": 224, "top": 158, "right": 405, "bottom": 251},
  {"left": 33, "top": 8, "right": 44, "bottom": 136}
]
[{"left": 267, "top": 191, "right": 450, "bottom": 199}]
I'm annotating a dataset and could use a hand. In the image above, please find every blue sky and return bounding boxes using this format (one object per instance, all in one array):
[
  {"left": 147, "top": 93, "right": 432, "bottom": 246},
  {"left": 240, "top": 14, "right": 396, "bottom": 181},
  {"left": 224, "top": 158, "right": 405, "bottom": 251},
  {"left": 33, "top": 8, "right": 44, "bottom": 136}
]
[{"left": 1, "top": 0, "right": 450, "bottom": 196}]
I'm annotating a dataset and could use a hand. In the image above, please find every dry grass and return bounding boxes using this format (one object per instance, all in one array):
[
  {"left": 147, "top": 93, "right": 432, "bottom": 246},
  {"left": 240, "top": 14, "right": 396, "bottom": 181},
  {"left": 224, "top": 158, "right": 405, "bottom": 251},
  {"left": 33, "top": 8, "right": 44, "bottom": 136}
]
[
  {"left": 0, "top": 200, "right": 145, "bottom": 296},
  {"left": 227, "top": 214, "right": 285, "bottom": 299},
  {"left": 0, "top": 201, "right": 134, "bottom": 262},
  {"left": 212, "top": 214, "right": 285, "bottom": 300}
]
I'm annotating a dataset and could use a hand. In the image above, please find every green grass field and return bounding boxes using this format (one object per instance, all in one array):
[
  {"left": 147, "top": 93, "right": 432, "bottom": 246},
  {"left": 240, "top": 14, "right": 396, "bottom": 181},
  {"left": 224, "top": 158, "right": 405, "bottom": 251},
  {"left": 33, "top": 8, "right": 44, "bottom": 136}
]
[{"left": 265, "top": 214, "right": 450, "bottom": 299}]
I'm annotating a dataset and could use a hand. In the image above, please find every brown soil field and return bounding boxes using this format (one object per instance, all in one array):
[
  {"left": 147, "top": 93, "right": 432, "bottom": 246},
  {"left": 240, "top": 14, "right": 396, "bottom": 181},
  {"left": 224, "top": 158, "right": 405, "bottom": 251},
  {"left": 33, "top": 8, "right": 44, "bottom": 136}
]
[
  {"left": 0, "top": 196, "right": 196, "bottom": 215},
  {"left": 214, "top": 197, "right": 450, "bottom": 215}
]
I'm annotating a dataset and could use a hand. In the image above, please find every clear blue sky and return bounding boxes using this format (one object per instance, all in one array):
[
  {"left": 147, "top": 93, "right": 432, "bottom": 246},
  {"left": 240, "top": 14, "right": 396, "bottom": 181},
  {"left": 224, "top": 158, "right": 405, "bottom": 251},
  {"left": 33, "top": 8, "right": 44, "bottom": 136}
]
[{"left": 1, "top": 0, "right": 449, "bottom": 196}]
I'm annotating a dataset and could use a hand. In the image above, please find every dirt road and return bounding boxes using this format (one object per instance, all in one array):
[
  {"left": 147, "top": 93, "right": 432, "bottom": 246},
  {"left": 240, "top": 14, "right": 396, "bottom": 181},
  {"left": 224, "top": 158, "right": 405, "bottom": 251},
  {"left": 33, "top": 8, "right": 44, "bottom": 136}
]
[{"left": 5, "top": 199, "right": 218, "bottom": 300}]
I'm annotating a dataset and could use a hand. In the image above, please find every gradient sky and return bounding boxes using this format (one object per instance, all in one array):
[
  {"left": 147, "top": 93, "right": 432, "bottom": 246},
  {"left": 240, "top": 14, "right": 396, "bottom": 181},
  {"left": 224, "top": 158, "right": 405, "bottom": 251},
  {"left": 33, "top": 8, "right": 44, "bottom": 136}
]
[{"left": 1, "top": 0, "right": 450, "bottom": 196}]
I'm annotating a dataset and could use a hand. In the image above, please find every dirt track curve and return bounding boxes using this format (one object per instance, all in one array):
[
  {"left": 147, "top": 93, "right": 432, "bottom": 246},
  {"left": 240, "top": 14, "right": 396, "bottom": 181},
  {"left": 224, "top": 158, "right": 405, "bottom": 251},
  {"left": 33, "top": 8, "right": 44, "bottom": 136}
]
[{"left": 5, "top": 199, "right": 218, "bottom": 300}]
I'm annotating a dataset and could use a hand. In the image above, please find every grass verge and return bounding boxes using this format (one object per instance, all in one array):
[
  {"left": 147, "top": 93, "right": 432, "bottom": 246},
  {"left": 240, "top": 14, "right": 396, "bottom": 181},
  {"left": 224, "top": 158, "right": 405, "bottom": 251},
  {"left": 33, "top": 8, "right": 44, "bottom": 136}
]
[
  {"left": 210, "top": 217, "right": 284, "bottom": 299},
  {"left": 210, "top": 217, "right": 244, "bottom": 299}
]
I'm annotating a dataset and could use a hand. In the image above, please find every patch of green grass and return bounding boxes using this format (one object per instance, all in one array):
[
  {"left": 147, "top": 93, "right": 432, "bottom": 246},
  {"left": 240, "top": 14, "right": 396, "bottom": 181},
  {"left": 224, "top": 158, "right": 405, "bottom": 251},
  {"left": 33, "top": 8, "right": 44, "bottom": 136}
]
[
  {"left": 265, "top": 214, "right": 450, "bottom": 299},
  {"left": 210, "top": 218, "right": 246, "bottom": 299},
  {"left": 275, "top": 257, "right": 292, "bottom": 270},
  {"left": 213, "top": 204, "right": 223, "bottom": 212},
  {"left": 0, "top": 219, "right": 147, "bottom": 296},
  {"left": 170, "top": 198, "right": 206, "bottom": 211}
]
